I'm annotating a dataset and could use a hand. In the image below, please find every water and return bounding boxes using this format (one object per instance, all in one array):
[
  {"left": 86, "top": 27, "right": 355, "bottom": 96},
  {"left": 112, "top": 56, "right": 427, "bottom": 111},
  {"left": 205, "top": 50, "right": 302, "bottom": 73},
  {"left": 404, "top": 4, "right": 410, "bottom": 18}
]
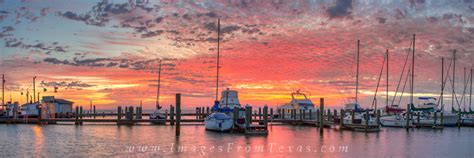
[{"left": 0, "top": 124, "right": 473, "bottom": 157}]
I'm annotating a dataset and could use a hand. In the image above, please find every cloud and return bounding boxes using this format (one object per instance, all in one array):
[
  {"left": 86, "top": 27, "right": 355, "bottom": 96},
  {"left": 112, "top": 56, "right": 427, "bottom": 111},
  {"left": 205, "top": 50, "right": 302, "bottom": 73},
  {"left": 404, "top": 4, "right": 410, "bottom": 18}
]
[
  {"left": 327, "top": 0, "right": 353, "bottom": 19},
  {"left": 4, "top": 38, "right": 68, "bottom": 53},
  {"left": 40, "top": 80, "right": 96, "bottom": 90},
  {"left": 42, "top": 57, "right": 176, "bottom": 71}
]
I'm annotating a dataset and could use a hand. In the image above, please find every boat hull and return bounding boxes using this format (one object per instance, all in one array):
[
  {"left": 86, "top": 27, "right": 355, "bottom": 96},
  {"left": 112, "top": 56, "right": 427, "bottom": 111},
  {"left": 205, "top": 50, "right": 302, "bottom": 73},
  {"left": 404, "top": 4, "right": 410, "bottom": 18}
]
[
  {"left": 205, "top": 119, "right": 233, "bottom": 132},
  {"left": 380, "top": 116, "right": 412, "bottom": 127}
]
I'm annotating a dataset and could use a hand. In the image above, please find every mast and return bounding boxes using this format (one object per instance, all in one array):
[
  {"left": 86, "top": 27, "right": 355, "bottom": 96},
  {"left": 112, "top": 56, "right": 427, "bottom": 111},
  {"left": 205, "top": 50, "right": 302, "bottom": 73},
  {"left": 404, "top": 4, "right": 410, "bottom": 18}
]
[
  {"left": 33, "top": 76, "right": 36, "bottom": 103},
  {"left": 2, "top": 74, "right": 4, "bottom": 110},
  {"left": 453, "top": 50, "right": 456, "bottom": 109},
  {"left": 410, "top": 34, "right": 415, "bottom": 106},
  {"left": 156, "top": 59, "right": 162, "bottom": 109},
  {"left": 441, "top": 58, "right": 444, "bottom": 109},
  {"left": 469, "top": 69, "right": 472, "bottom": 112},
  {"left": 215, "top": 19, "right": 221, "bottom": 102},
  {"left": 356, "top": 40, "right": 360, "bottom": 104},
  {"left": 464, "top": 67, "right": 467, "bottom": 110},
  {"left": 386, "top": 49, "right": 389, "bottom": 108}
]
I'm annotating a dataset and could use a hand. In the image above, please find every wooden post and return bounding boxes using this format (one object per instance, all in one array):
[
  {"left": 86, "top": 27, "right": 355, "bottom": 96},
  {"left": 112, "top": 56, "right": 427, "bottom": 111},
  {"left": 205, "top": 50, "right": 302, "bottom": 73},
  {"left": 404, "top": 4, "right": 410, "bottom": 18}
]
[
  {"left": 206, "top": 107, "right": 210, "bottom": 116},
  {"left": 406, "top": 104, "right": 410, "bottom": 130},
  {"left": 258, "top": 107, "right": 262, "bottom": 120},
  {"left": 327, "top": 109, "right": 332, "bottom": 121},
  {"left": 299, "top": 109, "right": 303, "bottom": 120},
  {"left": 416, "top": 112, "right": 420, "bottom": 128},
  {"left": 340, "top": 109, "right": 345, "bottom": 127},
  {"left": 196, "top": 107, "right": 200, "bottom": 119},
  {"left": 281, "top": 109, "right": 285, "bottom": 119},
  {"left": 365, "top": 110, "right": 369, "bottom": 132},
  {"left": 263, "top": 106, "right": 268, "bottom": 129},
  {"left": 270, "top": 108, "right": 273, "bottom": 120},
  {"left": 440, "top": 112, "right": 444, "bottom": 126},
  {"left": 458, "top": 111, "right": 461, "bottom": 128},
  {"left": 245, "top": 106, "right": 251, "bottom": 127},
  {"left": 334, "top": 109, "right": 338, "bottom": 118},
  {"left": 176, "top": 93, "right": 181, "bottom": 137},
  {"left": 79, "top": 106, "right": 83, "bottom": 125},
  {"left": 376, "top": 109, "right": 381, "bottom": 126},
  {"left": 170, "top": 105, "right": 175, "bottom": 125},
  {"left": 75, "top": 106, "right": 79, "bottom": 125},
  {"left": 351, "top": 111, "right": 355, "bottom": 124},
  {"left": 117, "top": 106, "right": 122, "bottom": 125},
  {"left": 233, "top": 107, "right": 238, "bottom": 129},
  {"left": 93, "top": 105, "right": 96, "bottom": 119},
  {"left": 316, "top": 109, "right": 320, "bottom": 122},
  {"left": 319, "top": 98, "right": 324, "bottom": 133},
  {"left": 433, "top": 112, "right": 438, "bottom": 128},
  {"left": 309, "top": 109, "right": 312, "bottom": 120},
  {"left": 302, "top": 109, "right": 306, "bottom": 120}
]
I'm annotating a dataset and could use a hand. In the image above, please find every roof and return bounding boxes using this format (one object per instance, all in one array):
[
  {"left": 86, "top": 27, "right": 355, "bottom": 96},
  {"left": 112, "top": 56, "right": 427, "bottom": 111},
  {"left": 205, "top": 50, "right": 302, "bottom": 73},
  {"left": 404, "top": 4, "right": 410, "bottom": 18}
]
[{"left": 54, "top": 99, "right": 74, "bottom": 105}]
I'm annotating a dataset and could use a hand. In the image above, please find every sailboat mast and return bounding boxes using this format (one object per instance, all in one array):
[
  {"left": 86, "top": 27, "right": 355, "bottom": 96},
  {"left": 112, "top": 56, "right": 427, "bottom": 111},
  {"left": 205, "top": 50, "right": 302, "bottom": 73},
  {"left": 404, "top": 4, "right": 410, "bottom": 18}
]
[
  {"left": 215, "top": 19, "right": 221, "bottom": 101},
  {"left": 2, "top": 74, "right": 4, "bottom": 110},
  {"left": 469, "top": 69, "right": 472, "bottom": 112},
  {"left": 356, "top": 40, "right": 360, "bottom": 104},
  {"left": 453, "top": 50, "right": 456, "bottom": 109},
  {"left": 156, "top": 59, "right": 162, "bottom": 109},
  {"left": 411, "top": 34, "right": 415, "bottom": 105},
  {"left": 386, "top": 49, "right": 389, "bottom": 108},
  {"left": 441, "top": 58, "right": 444, "bottom": 109}
]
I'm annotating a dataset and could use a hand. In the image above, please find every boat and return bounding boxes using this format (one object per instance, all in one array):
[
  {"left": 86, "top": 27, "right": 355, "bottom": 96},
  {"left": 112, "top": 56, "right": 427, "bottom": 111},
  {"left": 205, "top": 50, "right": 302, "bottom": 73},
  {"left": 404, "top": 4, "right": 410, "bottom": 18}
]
[
  {"left": 277, "top": 90, "right": 316, "bottom": 116},
  {"left": 342, "top": 110, "right": 379, "bottom": 126},
  {"left": 204, "top": 19, "right": 246, "bottom": 132},
  {"left": 150, "top": 59, "right": 166, "bottom": 125},
  {"left": 380, "top": 113, "right": 412, "bottom": 127},
  {"left": 411, "top": 97, "right": 458, "bottom": 126},
  {"left": 205, "top": 89, "right": 245, "bottom": 131}
]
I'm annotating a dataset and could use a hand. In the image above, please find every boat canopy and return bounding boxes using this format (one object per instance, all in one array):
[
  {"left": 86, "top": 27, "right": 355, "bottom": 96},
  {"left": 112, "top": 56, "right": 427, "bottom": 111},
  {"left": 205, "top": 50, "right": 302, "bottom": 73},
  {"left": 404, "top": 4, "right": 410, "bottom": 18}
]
[
  {"left": 209, "top": 113, "right": 231, "bottom": 120},
  {"left": 418, "top": 97, "right": 436, "bottom": 100}
]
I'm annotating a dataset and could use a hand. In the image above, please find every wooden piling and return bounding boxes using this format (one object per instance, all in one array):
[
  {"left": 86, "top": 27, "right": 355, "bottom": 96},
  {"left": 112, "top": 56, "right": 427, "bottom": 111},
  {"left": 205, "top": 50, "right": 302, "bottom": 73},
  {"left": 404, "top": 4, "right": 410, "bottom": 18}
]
[
  {"left": 258, "top": 107, "right": 262, "bottom": 120},
  {"left": 309, "top": 109, "right": 312, "bottom": 120},
  {"left": 316, "top": 110, "right": 320, "bottom": 122},
  {"left": 340, "top": 109, "right": 345, "bottom": 127},
  {"left": 299, "top": 109, "right": 303, "bottom": 120},
  {"left": 176, "top": 93, "right": 181, "bottom": 137},
  {"left": 417, "top": 112, "right": 420, "bottom": 127},
  {"left": 406, "top": 104, "right": 410, "bottom": 130},
  {"left": 458, "top": 112, "right": 461, "bottom": 128},
  {"left": 365, "top": 110, "right": 369, "bottom": 132},
  {"left": 93, "top": 105, "right": 96, "bottom": 119},
  {"left": 206, "top": 107, "right": 210, "bottom": 116},
  {"left": 440, "top": 112, "right": 444, "bottom": 126},
  {"left": 117, "top": 106, "right": 122, "bottom": 125},
  {"left": 75, "top": 106, "right": 79, "bottom": 125},
  {"left": 433, "top": 112, "right": 438, "bottom": 128},
  {"left": 319, "top": 98, "right": 324, "bottom": 133},
  {"left": 351, "top": 111, "right": 355, "bottom": 124},
  {"left": 263, "top": 106, "right": 268, "bottom": 130},
  {"left": 270, "top": 108, "right": 273, "bottom": 121},
  {"left": 245, "top": 106, "right": 251, "bottom": 127},
  {"left": 281, "top": 109, "right": 285, "bottom": 119},
  {"left": 79, "top": 106, "right": 83, "bottom": 125},
  {"left": 170, "top": 105, "right": 175, "bottom": 125},
  {"left": 376, "top": 109, "right": 381, "bottom": 125},
  {"left": 302, "top": 109, "right": 306, "bottom": 120},
  {"left": 233, "top": 107, "right": 238, "bottom": 129}
]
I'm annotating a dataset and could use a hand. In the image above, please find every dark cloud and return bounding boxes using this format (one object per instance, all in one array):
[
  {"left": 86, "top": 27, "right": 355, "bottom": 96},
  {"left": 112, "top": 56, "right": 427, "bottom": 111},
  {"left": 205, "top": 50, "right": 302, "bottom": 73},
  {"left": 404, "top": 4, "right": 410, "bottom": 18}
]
[
  {"left": 40, "top": 80, "right": 96, "bottom": 90},
  {"left": 42, "top": 57, "right": 176, "bottom": 71},
  {"left": 327, "top": 0, "right": 353, "bottom": 19},
  {"left": 4, "top": 38, "right": 68, "bottom": 53}
]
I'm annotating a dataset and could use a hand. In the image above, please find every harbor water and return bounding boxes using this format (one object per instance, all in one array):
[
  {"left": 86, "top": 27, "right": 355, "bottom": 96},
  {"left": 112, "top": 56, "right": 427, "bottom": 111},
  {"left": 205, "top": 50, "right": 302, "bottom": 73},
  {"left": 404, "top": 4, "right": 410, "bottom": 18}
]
[{"left": 0, "top": 124, "right": 473, "bottom": 157}]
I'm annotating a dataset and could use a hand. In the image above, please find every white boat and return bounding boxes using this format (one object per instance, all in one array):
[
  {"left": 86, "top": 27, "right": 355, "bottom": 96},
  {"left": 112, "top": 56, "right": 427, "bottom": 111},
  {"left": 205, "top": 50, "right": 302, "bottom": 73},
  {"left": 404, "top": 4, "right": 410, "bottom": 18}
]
[
  {"left": 205, "top": 89, "right": 244, "bottom": 131},
  {"left": 380, "top": 113, "right": 412, "bottom": 127},
  {"left": 20, "top": 103, "right": 39, "bottom": 118},
  {"left": 462, "top": 115, "right": 474, "bottom": 126},
  {"left": 150, "top": 59, "right": 167, "bottom": 125},
  {"left": 342, "top": 111, "right": 378, "bottom": 126},
  {"left": 277, "top": 90, "right": 316, "bottom": 117},
  {"left": 411, "top": 97, "right": 458, "bottom": 126}
]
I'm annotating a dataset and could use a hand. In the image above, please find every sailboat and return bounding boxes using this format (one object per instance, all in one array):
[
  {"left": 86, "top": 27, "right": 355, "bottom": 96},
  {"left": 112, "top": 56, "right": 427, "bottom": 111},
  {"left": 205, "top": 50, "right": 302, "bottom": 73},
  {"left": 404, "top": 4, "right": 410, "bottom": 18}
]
[
  {"left": 150, "top": 59, "right": 167, "bottom": 125},
  {"left": 342, "top": 40, "right": 378, "bottom": 126},
  {"left": 204, "top": 19, "right": 244, "bottom": 132}
]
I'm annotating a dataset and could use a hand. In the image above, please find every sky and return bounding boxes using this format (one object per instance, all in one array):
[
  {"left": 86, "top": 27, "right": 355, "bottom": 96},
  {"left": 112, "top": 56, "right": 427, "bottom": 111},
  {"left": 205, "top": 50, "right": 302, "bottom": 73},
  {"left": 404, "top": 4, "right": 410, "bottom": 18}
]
[{"left": 0, "top": 0, "right": 473, "bottom": 110}]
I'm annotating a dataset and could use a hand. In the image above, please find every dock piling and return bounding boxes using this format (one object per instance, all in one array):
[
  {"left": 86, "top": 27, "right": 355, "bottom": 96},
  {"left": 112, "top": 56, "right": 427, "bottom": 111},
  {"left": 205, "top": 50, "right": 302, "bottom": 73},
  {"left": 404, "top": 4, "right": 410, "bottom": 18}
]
[
  {"left": 263, "top": 106, "right": 268, "bottom": 130},
  {"left": 170, "top": 105, "right": 175, "bottom": 125},
  {"left": 176, "top": 93, "right": 181, "bottom": 137},
  {"left": 319, "top": 98, "right": 324, "bottom": 133}
]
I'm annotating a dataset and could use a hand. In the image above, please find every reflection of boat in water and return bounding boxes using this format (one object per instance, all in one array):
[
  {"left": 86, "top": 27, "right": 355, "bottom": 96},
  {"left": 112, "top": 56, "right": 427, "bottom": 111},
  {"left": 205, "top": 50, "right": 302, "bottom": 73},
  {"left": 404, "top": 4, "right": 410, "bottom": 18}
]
[
  {"left": 277, "top": 90, "right": 316, "bottom": 115},
  {"left": 150, "top": 59, "right": 166, "bottom": 125},
  {"left": 205, "top": 89, "right": 245, "bottom": 132}
]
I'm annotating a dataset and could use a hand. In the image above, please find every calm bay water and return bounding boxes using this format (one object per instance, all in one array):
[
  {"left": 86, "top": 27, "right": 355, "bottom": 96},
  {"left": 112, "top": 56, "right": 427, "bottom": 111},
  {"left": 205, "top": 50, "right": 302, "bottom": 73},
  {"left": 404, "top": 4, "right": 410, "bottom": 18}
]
[{"left": 0, "top": 124, "right": 473, "bottom": 157}]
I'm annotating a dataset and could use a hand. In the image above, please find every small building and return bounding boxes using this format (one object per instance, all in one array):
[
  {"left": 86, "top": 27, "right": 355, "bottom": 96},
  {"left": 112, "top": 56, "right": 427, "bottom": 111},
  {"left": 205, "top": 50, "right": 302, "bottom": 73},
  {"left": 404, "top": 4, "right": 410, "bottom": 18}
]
[{"left": 42, "top": 96, "right": 74, "bottom": 114}]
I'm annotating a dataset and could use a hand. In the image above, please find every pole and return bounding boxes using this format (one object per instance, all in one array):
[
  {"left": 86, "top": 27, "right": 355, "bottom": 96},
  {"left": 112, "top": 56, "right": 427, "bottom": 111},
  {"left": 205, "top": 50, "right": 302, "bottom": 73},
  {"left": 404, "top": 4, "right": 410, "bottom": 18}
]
[
  {"left": 387, "top": 49, "right": 389, "bottom": 109},
  {"left": 156, "top": 59, "right": 162, "bottom": 110},
  {"left": 441, "top": 58, "right": 444, "bottom": 109},
  {"left": 470, "top": 69, "right": 472, "bottom": 112},
  {"left": 215, "top": 19, "right": 221, "bottom": 101},
  {"left": 356, "top": 40, "right": 360, "bottom": 104},
  {"left": 411, "top": 34, "right": 415, "bottom": 106},
  {"left": 453, "top": 50, "right": 456, "bottom": 110},
  {"left": 2, "top": 74, "right": 4, "bottom": 110},
  {"left": 319, "top": 98, "right": 324, "bottom": 133},
  {"left": 33, "top": 76, "right": 36, "bottom": 103}
]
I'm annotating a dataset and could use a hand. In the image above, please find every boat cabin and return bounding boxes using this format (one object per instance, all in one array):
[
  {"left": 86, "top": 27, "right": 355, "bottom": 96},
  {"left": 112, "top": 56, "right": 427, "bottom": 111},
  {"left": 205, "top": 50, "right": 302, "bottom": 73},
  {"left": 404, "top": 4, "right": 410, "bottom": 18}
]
[{"left": 219, "top": 89, "right": 241, "bottom": 110}]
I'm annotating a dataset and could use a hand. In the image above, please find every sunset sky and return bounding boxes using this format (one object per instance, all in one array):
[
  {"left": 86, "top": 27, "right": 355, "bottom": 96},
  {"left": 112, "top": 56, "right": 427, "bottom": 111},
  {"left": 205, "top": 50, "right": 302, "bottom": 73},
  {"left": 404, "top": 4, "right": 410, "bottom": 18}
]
[{"left": 0, "top": 0, "right": 473, "bottom": 110}]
